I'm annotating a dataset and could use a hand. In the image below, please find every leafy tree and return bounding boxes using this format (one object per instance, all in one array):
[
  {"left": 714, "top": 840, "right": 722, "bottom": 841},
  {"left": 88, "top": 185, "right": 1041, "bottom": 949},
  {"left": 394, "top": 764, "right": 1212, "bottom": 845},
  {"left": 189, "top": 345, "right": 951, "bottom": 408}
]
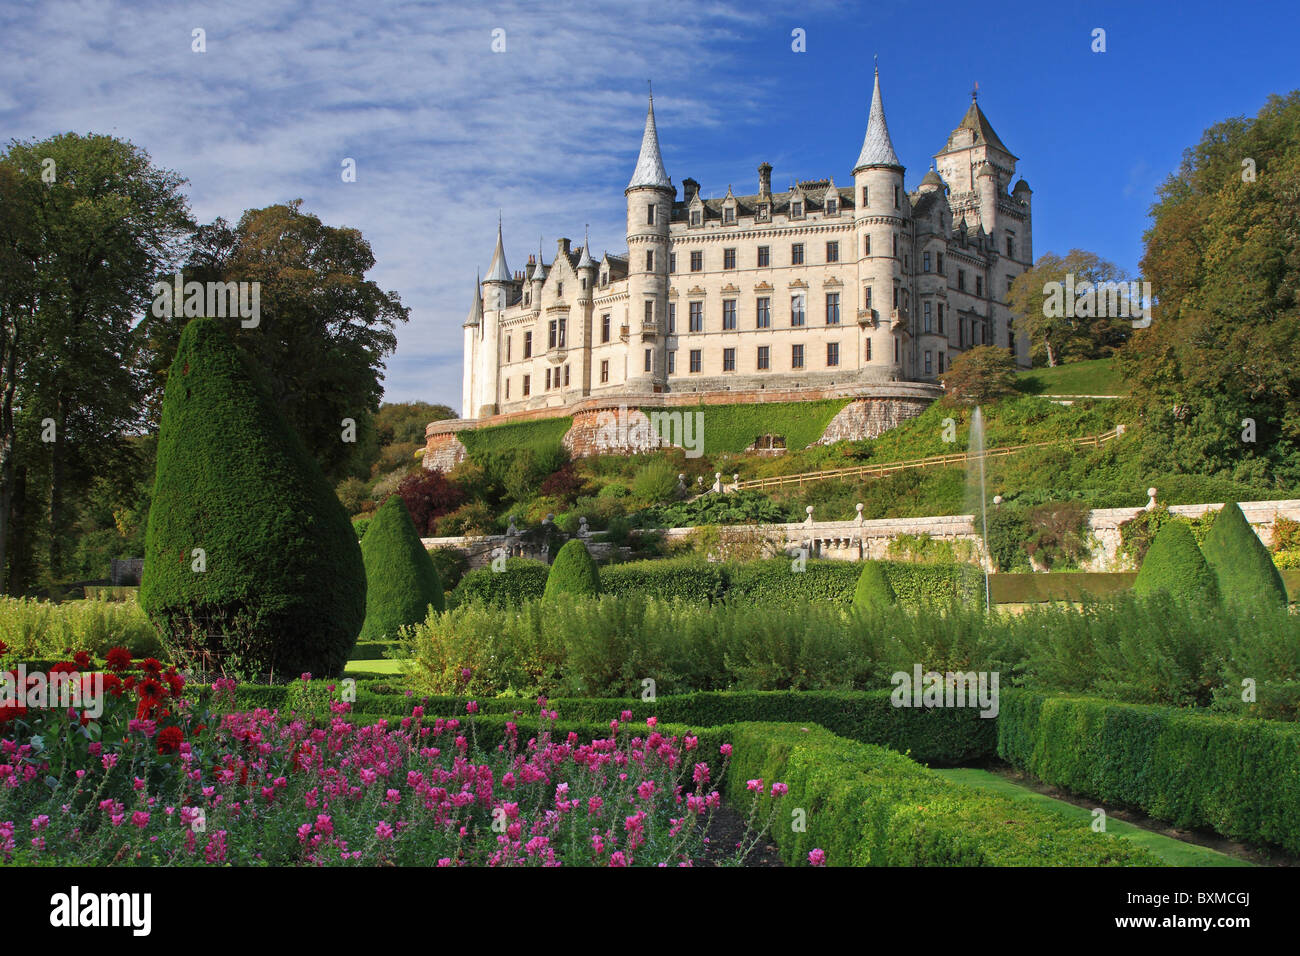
[
  {"left": 1007, "top": 250, "right": 1132, "bottom": 367},
  {"left": 140, "top": 318, "right": 365, "bottom": 678},
  {"left": 396, "top": 470, "right": 466, "bottom": 536},
  {"left": 143, "top": 201, "right": 409, "bottom": 481},
  {"left": 1121, "top": 91, "right": 1300, "bottom": 486},
  {"left": 0, "top": 134, "right": 191, "bottom": 591},
  {"left": 941, "top": 345, "right": 1018, "bottom": 407},
  {"left": 358, "top": 494, "right": 444, "bottom": 641},
  {"left": 543, "top": 539, "right": 602, "bottom": 599},
  {"left": 1133, "top": 521, "right": 1219, "bottom": 605},
  {"left": 1201, "top": 501, "right": 1288, "bottom": 608},
  {"left": 852, "top": 561, "right": 896, "bottom": 610}
]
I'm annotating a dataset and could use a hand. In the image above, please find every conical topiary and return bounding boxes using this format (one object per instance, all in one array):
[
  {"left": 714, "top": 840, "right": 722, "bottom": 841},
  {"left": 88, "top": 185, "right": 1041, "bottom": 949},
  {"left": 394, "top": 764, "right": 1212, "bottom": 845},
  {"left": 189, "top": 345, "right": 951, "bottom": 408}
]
[
  {"left": 359, "top": 494, "right": 444, "bottom": 640},
  {"left": 1201, "top": 501, "right": 1288, "bottom": 608},
  {"left": 852, "top": 561, "right": 897, "bottom": 610},
  {"left": 543, "top": 539, "right": 602, "bottom": 599},
  {"left": 1133, "top": 521, "right": 1219, "bottom": 605},
  {"left": 140, "top": 318, "right": 366, "bottom": 677}
]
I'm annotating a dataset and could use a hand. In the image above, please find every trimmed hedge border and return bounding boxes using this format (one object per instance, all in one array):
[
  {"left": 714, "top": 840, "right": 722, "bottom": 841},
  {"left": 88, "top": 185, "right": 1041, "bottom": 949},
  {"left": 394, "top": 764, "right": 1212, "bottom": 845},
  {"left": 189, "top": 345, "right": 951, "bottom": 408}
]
[
  {"left": 998, "top": 690, "right": 1300, "bottom": 853},
  {"left": 723, "top": 722, "right": 1160, "bottom": 866}
]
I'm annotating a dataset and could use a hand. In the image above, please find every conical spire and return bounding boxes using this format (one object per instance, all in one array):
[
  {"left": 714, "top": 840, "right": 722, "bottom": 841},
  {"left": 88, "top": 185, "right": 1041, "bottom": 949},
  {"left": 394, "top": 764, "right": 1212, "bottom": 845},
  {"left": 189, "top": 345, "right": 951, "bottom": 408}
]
[
  {"left": 464, "top": 273, "right": 483, "bottom": 327},
  {"left": 485, "top": 218, "right": 511, "bottom": 283},
  {"left": 531, "top": 238, "right": 547, "bottom": 282},
  {"left": 854, "top": 67, "right": 902, "bottom": 172},
  {"left": 626, "top": 92, "right": 672, "bottom": 191},
  {"left": 577, "top": 226, "right": 595, "bottom": 269}
]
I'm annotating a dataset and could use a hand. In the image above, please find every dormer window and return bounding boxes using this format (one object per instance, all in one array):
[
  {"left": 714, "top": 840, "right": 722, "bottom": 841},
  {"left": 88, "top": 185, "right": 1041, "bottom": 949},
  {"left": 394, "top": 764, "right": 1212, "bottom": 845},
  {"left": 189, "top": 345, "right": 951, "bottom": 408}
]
[
  {"left": 723, "top": 205, "right": 736, "bottom": 224},
  {"left": 791, "top": 201, "right": 804, "bottom": 218},
  {"left": 601, "top": 271, "right": 608, "bottom": 287},
  {"left": 757, "top": 204, "right": 770, "bottom": 222},
  {"left": 690, "top": 208, "right": 702, "bottom": 227},
  {"left": 826, "top": 197, "right": 838, "bottom": 215}
]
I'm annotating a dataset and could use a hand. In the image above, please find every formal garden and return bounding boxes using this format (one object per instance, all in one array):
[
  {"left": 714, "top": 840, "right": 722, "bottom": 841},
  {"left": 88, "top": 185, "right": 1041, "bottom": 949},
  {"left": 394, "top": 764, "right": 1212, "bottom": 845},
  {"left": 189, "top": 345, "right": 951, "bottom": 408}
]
[{"left": 1, "top": 322, "right": 1296, "bottom": 867}]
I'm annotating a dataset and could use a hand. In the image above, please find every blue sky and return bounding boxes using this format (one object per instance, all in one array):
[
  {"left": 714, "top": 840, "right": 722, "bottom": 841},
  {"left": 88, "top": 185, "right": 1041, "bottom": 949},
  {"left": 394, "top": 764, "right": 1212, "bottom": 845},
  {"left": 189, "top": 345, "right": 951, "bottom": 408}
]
[{"left": 2, "top": 0, "right": 1297, "bottom": 412}]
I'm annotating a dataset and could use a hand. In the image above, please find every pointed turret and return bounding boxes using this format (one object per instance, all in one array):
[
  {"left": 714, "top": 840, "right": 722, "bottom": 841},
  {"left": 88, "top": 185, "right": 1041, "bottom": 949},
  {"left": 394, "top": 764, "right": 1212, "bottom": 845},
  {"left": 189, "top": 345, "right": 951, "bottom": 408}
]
[
  {"left": 485, "top": 220, "right": 511, "bottom": 283},
  {"left": 626, "top": 94, "right": 672, "bottom": 192},
  {"left": 853, "top": 68, "right": 902, "bottom": 172},
  {"left": 576, "top": 230, "right": 596, "bottom": 270},
  {"left": 464, "top": 273, "right": 483, "bottom": 328},
  {"left": 531, "top": 238, "right": 548, "bottom": 282}
]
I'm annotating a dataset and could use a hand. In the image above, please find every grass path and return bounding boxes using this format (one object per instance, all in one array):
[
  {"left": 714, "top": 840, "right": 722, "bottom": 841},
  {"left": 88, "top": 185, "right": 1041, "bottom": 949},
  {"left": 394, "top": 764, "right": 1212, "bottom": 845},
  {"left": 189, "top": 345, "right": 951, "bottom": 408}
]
[
  {"left": 345, "top": 658, "right": 404, "bottom": 677},
  {"left": 933, "top": 768, "right": 1251, "bottom": 867}
]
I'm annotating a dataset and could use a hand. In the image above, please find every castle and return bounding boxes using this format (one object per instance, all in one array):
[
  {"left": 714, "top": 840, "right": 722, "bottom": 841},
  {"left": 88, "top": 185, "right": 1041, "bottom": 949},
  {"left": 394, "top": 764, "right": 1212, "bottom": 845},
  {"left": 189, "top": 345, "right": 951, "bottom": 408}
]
[{"left": 459, "top": 69, "right": 1032, "bottom": 423}]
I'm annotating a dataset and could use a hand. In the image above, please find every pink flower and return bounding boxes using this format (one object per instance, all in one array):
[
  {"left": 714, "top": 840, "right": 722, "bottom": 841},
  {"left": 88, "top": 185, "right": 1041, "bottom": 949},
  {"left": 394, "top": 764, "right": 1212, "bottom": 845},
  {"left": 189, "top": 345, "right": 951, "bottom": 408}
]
[
  {"left": 746, "top": 779, "right": 763, "bottom": 792},
  {"left": 809, "top": 848, "right": 826, "bottom": 867},
  {"left": 771, "top": 782, "right": 788, "bottom": 797},
  {"left": 461, "top": 668, "right": 471, "bottom": 682},
  {"left": 693, "top": 763, "right": 710, "bottom": 785},
  {"left": 375, "top": 821, "right": 394, "bottom": 840},
  {"left": 646, "top": 717, "right": 658, "bottom": 728},
  {"left": 608, "top": 851, "right": 627, "bottom": 867},
  {"left": 720, "top": 743, "right": 732, "bottom": 757},
  {"left": 685, "top": 736, "right": 698, "bottom": 751},
  {"left": 466, "top": 701, "right": 478, "bottom": 715}
]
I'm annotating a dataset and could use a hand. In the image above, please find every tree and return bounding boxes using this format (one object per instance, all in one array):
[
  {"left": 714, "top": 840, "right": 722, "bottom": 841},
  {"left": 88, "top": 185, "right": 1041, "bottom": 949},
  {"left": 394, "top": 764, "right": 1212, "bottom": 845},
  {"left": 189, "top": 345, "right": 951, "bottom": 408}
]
[
  {"left": 1121, "top": 91, "right": 1300, "bottom": 486},
  {"left": 543, "top": 539, "right": 602, "bottom": 599},
  {"left": 1133, "top": 521, "right": 1219, "bottom": 605},
  {"left": 852, "top": 561, "right": 896, "bottom": 610},
  {"left": 1006, "top": 250, "right": 1131, "bottom": 367},
  {"left": 142, "top": 202, "right": 409, "bottom": 481},
  {"left": 396, "top": 470, "right": 466, "bottom": 536},
  {"left": 358, "top": 494, "right": 444, "bottom": 641},
  {"left": 0, "top": 134, "right": 191, "bottom": 592},
  {"left": 1201, "top": 501, "right": 1288, "bottom": 608},
  {"left": 140, "top": 318, "right": 365, "bottom": 678},
  {"left": 941, "top": 345, "right": 1018, "bottom": 407}
]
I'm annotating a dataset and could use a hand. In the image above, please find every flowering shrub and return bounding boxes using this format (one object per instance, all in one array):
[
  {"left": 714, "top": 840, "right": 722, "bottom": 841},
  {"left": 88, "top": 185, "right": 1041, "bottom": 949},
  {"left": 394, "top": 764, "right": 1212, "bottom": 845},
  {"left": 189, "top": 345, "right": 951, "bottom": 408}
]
[{"left": 1, "top": 678, "right": 780, "bottom": 866}]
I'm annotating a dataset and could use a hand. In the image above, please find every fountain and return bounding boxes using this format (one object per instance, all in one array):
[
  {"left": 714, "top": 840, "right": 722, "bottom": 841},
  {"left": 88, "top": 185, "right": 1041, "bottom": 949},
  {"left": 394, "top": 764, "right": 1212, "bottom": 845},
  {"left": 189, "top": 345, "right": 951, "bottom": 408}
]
[{"left": 965, "top": 407, "right": 992, "bottom": 612}]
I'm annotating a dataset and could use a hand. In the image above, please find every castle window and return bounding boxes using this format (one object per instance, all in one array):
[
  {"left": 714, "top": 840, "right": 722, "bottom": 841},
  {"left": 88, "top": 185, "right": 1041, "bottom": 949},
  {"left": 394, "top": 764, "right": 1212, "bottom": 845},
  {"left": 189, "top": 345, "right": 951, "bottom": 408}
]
[
  {"left": 559, "top": 318, "right": 566, "bottom": 347},
  {"left": 1006, "top": 234, "right": 1015, "bottom": 258},
  {"left": 668, "top": 351, "right": 676, "bottom": 374},
  {"left": 757, "top": 345, "right": 770, "bottom": 370},
  {"left": 863, "top": 234, "right": 871, "bottom": 256},
  {"left": 690, "top": 250, "right": 703, "bottom": 272},
  {"left": 825, "top": 241, "right": 839, "bottom": 263},
  {"left": 826, "top": 196, "right": 838, "bottom": 215},
  {"left": 548, "top": 320, "right": 557, "bottom": 350},
  {"left": 976, "top": 275, "right": 983, "bottom": 297},
  {"left": 545, "top": 367, "right": 552, "bottom": 390},
  {"left": 893, "top": 286, "right": 899, "bottom": 308},
  {"left": 647, "top": 204, "right": 656, "bottom": 225},
  {"left": 826, "top": 342, "right": 839, "bottom": 367},
  {"left": 791, "top": 294, "right": 806, "bottom": 327},
  {"left": 724, "top": 248, "right": 736, "bottom": 270},
  {"left": 505, "top": 379, "right": 510, "bottom": 399},
  {"left": 938, "top": 351, "right": 945, "bottom": 372},
  {"left": 690, "top": 209, "right": 702, "bottom": 227},
  {"left": 893, "top": 234, "right": 897, "bottom": 257},
  {"left": 790, "top": 201, "right": 803, "bottom": 218},
  {"left": 937, "top": 303, "right": 945, "bottom": 333},
  {"left": 557, "top": 281, "right": 563, "bottom": 296},
  {"left": 791, "top": 243, "right": 804, "bottom": 265},
  {"left": 957, "top": 269, "right": 966, "bottom": 291},
  {"left": 864, "top": 285, "right": 872, "bottom": 309},
  {"left": 937, "top": 252, "right": 944, "bottom": 272},
  {"left": 524, "top": 290, "right": 530, "bottom": 306},
  {"left": 669, "top": 253, "right": 677, "bottom": 273},
  {"left": 895, "top": 337, "right": 900, "bottom": 362},
  {"left": 1006, "top": 274, "right": 1016, "bottom": 297},
  {"left": 924, "top": 350, "right": 933, "bottom": 375},
  {"left": 865, "top": 339, "right": 872, "bottom": 361},
  {"left": 757, "top": 245, "right": 770, "bottom": 268},
  {"left": 524, "top": 331, "right": 532, "bottom": 358},
  {"left": 602, "top": 314, "right": 611, "bottom": 343},
  {"left": 904, "top": 255, "right": 909, "bottom": 273},
  {"left": 894, "top": 186, "right": 900, "bottom": 209},
  {"left": 756, "top": 297, "right": 771, "bottom": 329},
  {"left": 600, "top": 360, "right": 609, "bottom": 384},
  {"left": 581, "top": 276, "right": 587, "bottom": 290},
  {"left": 645, "top": 300, "right": 654, "bottom": 326},
  {"left": 826, "top": 293, "right": 840, "bottom": 325},
  {"left": 923, "top": 302, "right": 932, "bottom": 333},
  {"left": 758, "top": 204, "right": 770, "bottom": 221},
  {"left": 564, "top": 364, "right": 570, "bottom": 386},
  {"left": 645, "top": 349, "right": 652, "bottom": 372},
  {"left": 791, "top": 344, "right": 805, "bottom": 369},
  {"left": 861, "top": 186, "right": 868, "bottom": 206},
  {"left": 722, "top": 299, "right": 736, "bottom": 330},
  {"left": 723, "top": 348, "right": 736, "bottom": 372},
  {"left": 506, "top": 335, "right": 511, "bottom": 362},
  {"left": 523, "top": 374, "right": 531, "bottom": 396},
  {"left": 601, "top": 271, "right": 608, "bottom": 286},
  {"left": 646, "top": 250, "right": 654, "bottom": 272},
  {"left": 689, "top": 349, "right": 702, "bottom": 373},
  {"left": 723, "top": 206, "right": 736, "bottom": 224},
  {"left": 668, "top": 302, "right": 676, "bottom": 334},
  {"left": 923, "top": 251, "right": 931, "bottom": 273},
  {"left": 689, "top": 301, "right": 703, "bottom": 332}
]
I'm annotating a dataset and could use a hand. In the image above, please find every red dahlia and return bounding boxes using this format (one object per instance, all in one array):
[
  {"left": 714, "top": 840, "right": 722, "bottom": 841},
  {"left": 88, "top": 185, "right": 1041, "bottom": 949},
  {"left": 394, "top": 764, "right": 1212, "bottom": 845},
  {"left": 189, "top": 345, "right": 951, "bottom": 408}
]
[
  {"left": 156, "top": 726, "right": 185, "bottom": 754},
  {"left": 105, "top": 647, "right": 133, "bottom": 672}
]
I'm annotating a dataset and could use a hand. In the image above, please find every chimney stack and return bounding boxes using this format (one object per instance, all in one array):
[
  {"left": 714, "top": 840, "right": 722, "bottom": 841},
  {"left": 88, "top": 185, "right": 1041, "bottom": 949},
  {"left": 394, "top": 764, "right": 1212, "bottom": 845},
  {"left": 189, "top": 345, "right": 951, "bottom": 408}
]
[
  {"left": 758, "top": 162, "right": 772, "bottom": 198},
  {"left": 682, "top": 177, "right": 700, "bottom": 200}
]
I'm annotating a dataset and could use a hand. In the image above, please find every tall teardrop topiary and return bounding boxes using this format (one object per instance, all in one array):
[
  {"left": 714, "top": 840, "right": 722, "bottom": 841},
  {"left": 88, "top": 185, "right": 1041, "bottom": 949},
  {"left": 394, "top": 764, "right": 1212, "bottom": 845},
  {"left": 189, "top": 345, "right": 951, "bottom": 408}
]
[
  {"left": 1133, "top": 521, "right": 1219, "bottom": 605},
  {"left": 852, "top": 561, "right": 897, "bottom": 610},
  {"left": 1201, "top": 501, "right": 1288, "bottom": 608},
  {"left": 543, "top": 539, "right": 602, "bottom": 599},
  {"left": 140, "top": 318, "right": 366, "bottom": 678},
  {"left": 359, "top": 494, "right": 444, "bottom": 640}
]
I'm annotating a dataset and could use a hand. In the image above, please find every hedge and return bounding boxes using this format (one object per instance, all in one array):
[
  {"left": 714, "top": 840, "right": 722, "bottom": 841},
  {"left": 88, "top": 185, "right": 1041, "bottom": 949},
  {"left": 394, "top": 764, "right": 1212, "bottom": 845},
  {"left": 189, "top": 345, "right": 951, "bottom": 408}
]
[
  {"left": 1133, "top": 521, "right": 1219, "bottom": 605},
  {"left": 997, "top": 690, "right": 1300, "bottom": 853},
  {"left": 341, "top": 687, "right": 994, "bottom": 765},
  {"left": 1201, "top": 501, "right": 1288, "bottom": 608},
  {"left": 989, "top": 572, "right": 1135, "bottom": 604},
  {"left": 543, "top": 540, "right": 601, "bottom": 599},
  {"left": 723, "top": 722, "right": 1160, "bottom": 866},
  {"left": 599, "top": 558, "right": 729, "bottom": 603},
  {"left": 359, "top": 495, "right": 444, "bottom": 641},
  {"left": 448, "top": 558, "right": 549, "bottom": 607}
]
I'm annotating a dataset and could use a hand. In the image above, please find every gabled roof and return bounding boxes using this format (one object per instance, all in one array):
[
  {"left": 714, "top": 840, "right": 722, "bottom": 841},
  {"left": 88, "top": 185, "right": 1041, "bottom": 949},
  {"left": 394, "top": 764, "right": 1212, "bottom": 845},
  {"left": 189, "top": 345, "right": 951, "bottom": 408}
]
[
  {"left": 853, "top": 69, "right": 902, "bottom": 172},
  {"left": 626, "top": 94, "right": 672, "bottom": 192},
  {"left": 955, "top": 98, "right": 1014, "bottom": 157}
]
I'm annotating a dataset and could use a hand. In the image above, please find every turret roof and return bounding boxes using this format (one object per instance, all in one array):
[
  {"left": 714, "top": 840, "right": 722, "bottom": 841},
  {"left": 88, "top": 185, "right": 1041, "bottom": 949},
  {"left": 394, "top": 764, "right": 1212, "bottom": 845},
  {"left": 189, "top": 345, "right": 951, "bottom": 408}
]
[
  {"left": 854, "top": 69, "right": 902, "bottom": 172},
  {"left": 465, "top": 274, "right": 483, "bottom": 327},
  {"left": 485, "top": 221, "right": 511, "bottom": 283},
  {"left": 627, "top": 94, "right": 673, "bottom": 191}
]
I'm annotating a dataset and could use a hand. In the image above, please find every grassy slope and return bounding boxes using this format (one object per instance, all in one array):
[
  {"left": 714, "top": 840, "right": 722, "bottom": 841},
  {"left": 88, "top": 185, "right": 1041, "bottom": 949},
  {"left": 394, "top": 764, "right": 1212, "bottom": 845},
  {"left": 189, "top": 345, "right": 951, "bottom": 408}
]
[
  {"left": 1015, "top": 357, "right": 1127, "bottom": 396},
  {"left": 933, "top": 768, "right": 1251, "bottom": 867},
  {"left": 459, "top": 416, "right": 573, "bottom": 457}
]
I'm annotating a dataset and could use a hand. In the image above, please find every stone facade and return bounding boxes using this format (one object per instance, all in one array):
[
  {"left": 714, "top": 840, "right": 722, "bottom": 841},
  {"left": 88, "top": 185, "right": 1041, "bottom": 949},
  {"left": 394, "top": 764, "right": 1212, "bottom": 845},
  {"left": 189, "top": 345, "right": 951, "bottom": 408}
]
[
  {"left": 457, "top": 69, "right": 1032, "bottom": 425},
  {"left": 816, "top": 396, "right": 934, "bottom": 445},
  {"left": 423, "top": 430, "right": 468, "bottom": 472}
]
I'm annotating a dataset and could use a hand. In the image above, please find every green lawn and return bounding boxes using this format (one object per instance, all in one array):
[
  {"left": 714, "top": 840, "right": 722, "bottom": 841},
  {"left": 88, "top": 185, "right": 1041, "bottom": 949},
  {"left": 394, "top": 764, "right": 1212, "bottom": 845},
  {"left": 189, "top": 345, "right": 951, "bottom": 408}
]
[
  {"left": 1015, "top": 357, "right": 1127, "bottom": 396},
  {"left": 345, "top": 658, "right": 404, "bottom": 677},
  {"left": 933, "top": 768, "right": 1251, "bottom": 867}
]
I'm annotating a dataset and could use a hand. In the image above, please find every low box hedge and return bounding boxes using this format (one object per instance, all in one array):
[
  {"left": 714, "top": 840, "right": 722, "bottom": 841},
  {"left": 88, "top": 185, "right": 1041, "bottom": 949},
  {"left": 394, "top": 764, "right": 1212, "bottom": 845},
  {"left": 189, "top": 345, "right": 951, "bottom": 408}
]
[
  {"left": 997, "top": 689, "right": 1300, "bottom": 853},
  {"left": 989, "top": 572, "right": 1136, "bottom": 604},
  {"left": 722, "top": 722, "right": 1160, "bottom": 866}
]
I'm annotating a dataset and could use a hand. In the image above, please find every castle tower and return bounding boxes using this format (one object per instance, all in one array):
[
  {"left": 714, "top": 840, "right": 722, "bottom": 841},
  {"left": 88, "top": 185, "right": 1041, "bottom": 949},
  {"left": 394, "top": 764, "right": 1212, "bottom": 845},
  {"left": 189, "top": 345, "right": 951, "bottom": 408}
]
[
  {"left": 853, "top": 67, "right": 906, "bottom": 381},
  {"left": 462, "top": 273, "right": 482, "bottom": 418},
  {"left": 625, "top": 92, "right": 672, "bottom": 393},
  {"left": 477, "top": 223, "right": 511, "bottom": 417},
  {"left": 934, "top": 88, "right": 1018, "bottom": 237}
]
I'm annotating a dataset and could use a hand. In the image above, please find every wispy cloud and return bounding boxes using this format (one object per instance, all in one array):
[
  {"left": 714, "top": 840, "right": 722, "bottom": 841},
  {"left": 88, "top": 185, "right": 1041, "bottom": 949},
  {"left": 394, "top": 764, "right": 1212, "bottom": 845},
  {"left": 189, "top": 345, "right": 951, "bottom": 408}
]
[{"left": 1, "top": 0, "right": 794, "bottom": 409}]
